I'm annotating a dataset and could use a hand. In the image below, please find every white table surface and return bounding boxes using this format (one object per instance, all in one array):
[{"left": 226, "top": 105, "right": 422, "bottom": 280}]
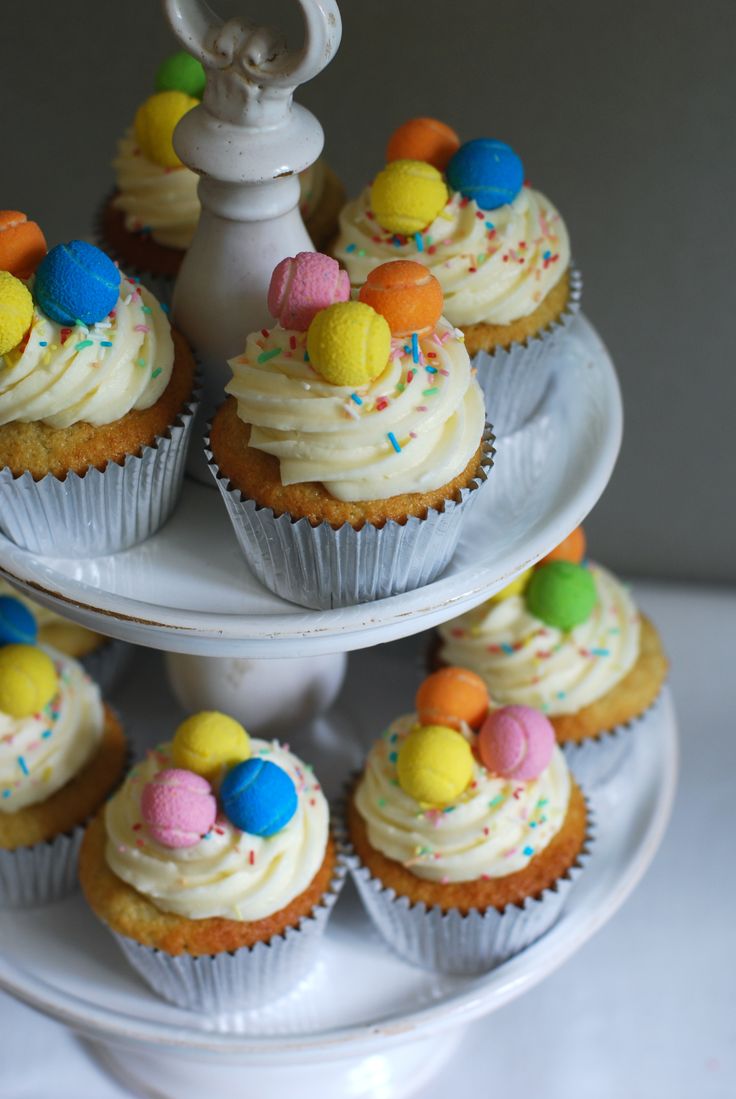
[{"left": 0, "top": 579, "right": 733, "bottom": 1099}]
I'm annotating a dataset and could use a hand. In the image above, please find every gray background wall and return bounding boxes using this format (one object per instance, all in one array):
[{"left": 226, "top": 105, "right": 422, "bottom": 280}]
[{"left": 2, "top": 1, "right": 733, "bottom": 582}]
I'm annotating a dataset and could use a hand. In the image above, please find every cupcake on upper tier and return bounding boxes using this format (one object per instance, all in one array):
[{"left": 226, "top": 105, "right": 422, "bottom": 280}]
[
  {"left": 433, "top": 527, "right": 669, "bottom": 785},
  {"left": 98, "top": 52, "right": 346, "bottom": 302},
  {"left": 207, "top": 252, "right": 493, "bottom": 609},
  {"left": 79, "top": 710, "right": 345, "bottom": 1011},
  {"left": 332, "top": 118, "right": 582, "bottom": 434},
  {"left": 0, "top": 597, "right": 128, "bottom": 907},
  {"left": 346, "top": 666, "right": 591, "bottom": 974},
  {"left": 0, "top": 227, "right": 198, "bottom": 556}
]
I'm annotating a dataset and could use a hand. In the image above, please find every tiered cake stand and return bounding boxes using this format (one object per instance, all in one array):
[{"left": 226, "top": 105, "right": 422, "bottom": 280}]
[{"left": 0, "top": 3, "right": 677, "bottom": 1096}]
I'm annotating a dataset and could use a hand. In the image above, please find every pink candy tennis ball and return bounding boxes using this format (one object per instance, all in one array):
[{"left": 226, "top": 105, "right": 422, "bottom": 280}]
[
  {"left": 141, "top": 768, "right": 217, "bottom": 849},
  {"left": 268, "top": 252, "right": 350, "bottom": 331},
  {"left": 478, "top": 706, "right": 555, "bottom": 781}
]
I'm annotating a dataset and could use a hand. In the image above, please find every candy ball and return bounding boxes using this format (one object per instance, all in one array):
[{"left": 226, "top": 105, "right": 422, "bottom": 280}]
[
  {"left": 416, "top": 667, "right": 489, "bottom": 731},
  {"left": 134, "top": 91, "right": 198, "bottom": 169},
  {"left": 370, "top": 160, "right": 448, "bottom": 236},
  {"left": 386, "top": 118, "right": 461, "bottom": 173},
  {"left": 0, "top": 597, "right": 38, "bottom": 647},
  {"left": 268, "top": 252, "right": 350, "bottom": 332},
  {"left": 156, "top": 51, "right": 206, "bottom": 98},
  {"left": 0, "top": 272, "right": 33, "bottom": 356},
  {"left": 525, "top": 561, "right": 597, "bottom": 632},
  {"left": 0, "top": 645, "right": 58, "bottom": 718},
  {"left": 34, "top": 241, "right": 120, "bottom": 327},
  {"left": 446, "top": 139, "right": 524, "bottom": 210},
  {"left": 172, "top": 711, "right": 251, "bottom": 780},
  {"left": 478, "top": 705, "right": 555, "bottom": 781},
  {"left": 396, "top": 724, "right": 473, "bottom": 807},
  {"left": 541, "top": 526, "right": 587, "bottom": 567},
  {"left": 0, "top": 211, "right": 47, "bottom": 279},
  {"left": 358, "top": 260, "right": 443, "bottom": 337},
  {"left": 220, "top": 758, "right": 298, "bottom": 837},
  {"left": 307, "top": 300, "right": 391, "bottom": 387},
  {"left": 488, "top": 568, "right": 533, "bottom": 605},
  {"left": 141, "top": 768, "right": 217, "bottom": 848}
]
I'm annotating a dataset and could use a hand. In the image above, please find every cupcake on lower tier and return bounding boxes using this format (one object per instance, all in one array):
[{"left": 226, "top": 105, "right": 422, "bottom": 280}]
[
  {"left": 332, "top": 118, "right": 582, "bottom": 433},
  {"left": 345, "top": 669, "right": 591, "bottom": 974},
  {"left": 0, "top": 615, "right": 128, "bottom": 908},
  {"left": 208, "top": 253, "right": 493, "bottom": 609},
  {"left": 433, "top": 528, "right": 669, "bottom": 785},
  {"left": 79, "top": 711, "right": 346, "bottom": 1012},
  {"left": 0, "top": 235, "right": 198, "bottom": 556}
]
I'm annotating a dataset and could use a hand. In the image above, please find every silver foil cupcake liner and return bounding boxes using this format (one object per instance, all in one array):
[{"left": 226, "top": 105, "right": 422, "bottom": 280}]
[
  {"left": 81, "top": 640, "right": 134, "bottom": 694},
  {"left": 205, "top": 425, "right": 495, "bottom": 610},
  {"left": 109, "top": 847, "right": 349, "bottom": 1013},
  {"left": 470, "top": 265, "right": 583, "bottom": 437},
  {"left": 340, "top": 793, "right": 594, "bottom": 976},
  {"left": 0, "top": 387, "right": 199, "bottom": 557},
  {"left": 561, "top": 690, "right": 664, "bottom": 789},
  {"left": 93, "top": 195, "right": 177, "bottom": 307},
  {"left": 0, "top": 825, "right": 84, "bottom": 908}
]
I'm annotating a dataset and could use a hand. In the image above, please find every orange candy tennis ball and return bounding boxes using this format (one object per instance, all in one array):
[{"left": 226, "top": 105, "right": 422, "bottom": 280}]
[
  {"left": 387, "top": 118, "right": 461, "bottom": 172},
  {"left": 541, "top": 526, "right": 587, "bottom": 566},
  {"left": 0, "top": 212, "right": 47, "bottom": 280},
  {"left": 359, "top": 260, "right": 444, "bottom": 337},
  {"left": 416, "top": 667, "right": 490, "bottom": 732}
]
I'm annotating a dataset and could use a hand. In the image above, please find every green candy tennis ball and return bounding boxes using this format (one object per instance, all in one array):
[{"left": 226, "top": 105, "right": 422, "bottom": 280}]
[
  {"left": 156, "top": 51, "right": 206, "bottom": 98},
  {"left": 525, "top": 561, "right": 597, "bottom": 631}
]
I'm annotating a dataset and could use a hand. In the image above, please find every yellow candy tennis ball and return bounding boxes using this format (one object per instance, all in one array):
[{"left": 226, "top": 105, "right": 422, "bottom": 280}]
[
  {"left": 134, "top": 91, "right": 198, "bottom": 169},
  {"left": 370, "top": 159, "right": 449, "bottom": 236},
  {"left": 307, "top": 301, "right": 391, "bottom": 387},
  {"left": 396, "top": 724, "right": 474, "bottom": 807},
  {"left": 0, "top": 271, "right": 33, "bottom": 356},
  {"left": 172, "top": 711, "right": 251, "bottom": 779},
  {"left": 489, "top": 568, "right": 533, "bottom": 604},
  {"left": 0, "top": 645, "right": 58, "bottom": 719}
]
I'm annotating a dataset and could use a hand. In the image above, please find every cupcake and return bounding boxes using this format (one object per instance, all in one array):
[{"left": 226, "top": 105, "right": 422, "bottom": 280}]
[
  {"left": 79, "top": 711, "right": 345, "bottom": 1011},
  {"left": 433, "top": 528, "right": 669, "bottom": 785},
  {"left": 332, "top": 118, "right": 582, "bottom": 433},
  {"left": 207, "top": 252, "right": 493, "bottom": 609},
  {"left": 98, "top": 54, "right": 346, "bottom": 302},
  {"left": 0, "top": 583, "right": 132, "bottom": 693},
  {"left": 0, "top": 236, "right": 198, "bottom": 556},
  {"left": 0, "top": 612, "right": 128, "bottom": 908},
  {"left": 345, "top": 667, "right": 591, "bottom": 974}
]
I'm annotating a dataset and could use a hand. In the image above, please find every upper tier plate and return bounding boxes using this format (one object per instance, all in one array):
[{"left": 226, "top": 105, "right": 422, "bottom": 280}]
[{"left": 0, "top": 315, "right": 621, "bottom": 657}]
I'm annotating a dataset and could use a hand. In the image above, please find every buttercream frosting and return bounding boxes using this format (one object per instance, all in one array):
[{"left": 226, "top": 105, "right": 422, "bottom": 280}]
[
  {"left": 0, "top": 648, "right": 105, "bottom": 812},
  {"left": 225, "top": 319, "right": 485, "bottom": 502},
  {"left": 334, "top": 185, "right": 570, "bottom": 328},
  {"left": 0, "top": 277, "right": 173, "bottom": 429},
  {"left": 354, "top": 714, "right": 570, "bottom": 883},
  {"left": 105, "top": 739, "right": 329, "bottom": 921},
  {"left": 438, "top": 563, "right": 640, "bottom": 715}
]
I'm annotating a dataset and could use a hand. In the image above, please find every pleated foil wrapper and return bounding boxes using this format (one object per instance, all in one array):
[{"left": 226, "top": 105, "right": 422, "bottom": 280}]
[
  {"left": 81, "top": 640, "right": 134, "bottom": 694},
  {"left": 340, "top": 794, "right": 594, "bottom": 976},
  {"left": 561, "top": 691, "right": 664, "bottom": 789},
  {"left": 110, "top": 848, "right": 349, "bottom": 1013},
  {"left": 0, "top": 825, "right": 84, "bottom": 908},
  {"left": 471, "top": 265, "right": 583, "bottom": 437},
  {"left": 93, "top": 195, "right": 177, "bottom": 307},
  {"left": 0, "top": 388, "right": 199, "bottom": 557},
  {"left": 205, "top": 426, "right": 495, "bottom": 610}
]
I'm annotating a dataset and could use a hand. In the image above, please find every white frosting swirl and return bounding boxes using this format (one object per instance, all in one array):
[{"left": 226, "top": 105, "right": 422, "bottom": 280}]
[
  {"left": 0, "top": 648, "right": 104, "bottom": 812},
  {"left": 0, "top": 278, "right": 174, "bottom": 429},
  {"left": 225, "top": 320, "right": 485, "bottom": 501},
  {"left": 113, "top": 128, "right": 328, "bottom": 251},
  {"left": 334, "top": 186, "right": 570, "bottom": 327},
  {"left": 354, "top": 714, "right": 570, "bottom": 882},
  {"left": 438, "top": 563, "right": 640, "bottom": 715},
  {"left": 105, "top": 739, "right": 329, "bottom": 922}
]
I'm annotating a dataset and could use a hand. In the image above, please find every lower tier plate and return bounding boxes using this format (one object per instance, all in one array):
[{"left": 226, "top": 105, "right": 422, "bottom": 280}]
[{"left": 0, "top": 315, "right": 622, "bottom": 656}]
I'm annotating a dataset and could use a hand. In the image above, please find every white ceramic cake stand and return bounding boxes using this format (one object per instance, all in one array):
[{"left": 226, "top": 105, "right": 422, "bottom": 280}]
[{"left": 0, "top": 314, "right": 622, "bottom": 657}]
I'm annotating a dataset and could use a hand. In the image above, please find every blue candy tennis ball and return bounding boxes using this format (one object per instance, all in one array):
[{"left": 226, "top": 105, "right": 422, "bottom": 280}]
[
  {"left": 220, "top": 758, "right": 298, "bottom": 837},
  {"left": 34, "top": 241, "right": 121, "bottom": 327},
  {"left": 0, "top": 597, "right": 37, "bottom": 647},
  {"left": 156, "top": 51, "right": 206, "bottom": 99},
  {"left": 446, "top": 139, "right": 524, "bottom": 210}
]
